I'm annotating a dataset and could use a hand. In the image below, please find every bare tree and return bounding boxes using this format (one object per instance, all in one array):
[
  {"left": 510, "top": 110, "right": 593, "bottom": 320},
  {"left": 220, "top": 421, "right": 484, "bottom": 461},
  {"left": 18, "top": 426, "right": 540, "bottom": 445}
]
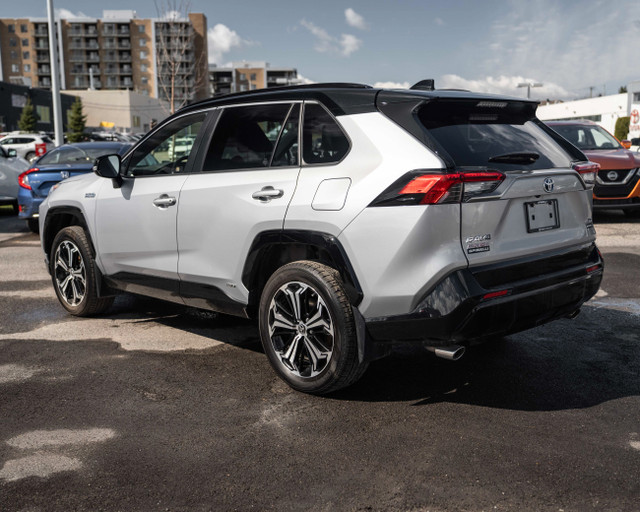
[{"left": 154, "top": 1, "right": 206, "bottom": 114}]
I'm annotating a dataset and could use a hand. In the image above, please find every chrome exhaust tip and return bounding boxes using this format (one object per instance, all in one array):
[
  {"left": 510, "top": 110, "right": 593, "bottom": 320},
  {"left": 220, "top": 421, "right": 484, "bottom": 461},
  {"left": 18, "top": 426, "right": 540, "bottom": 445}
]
[
  {"left": 565, "top": 309, "right": 581, "bottom": 320},
  {"left": 425, "top": 344, "right": 466, "bottom": 361}
]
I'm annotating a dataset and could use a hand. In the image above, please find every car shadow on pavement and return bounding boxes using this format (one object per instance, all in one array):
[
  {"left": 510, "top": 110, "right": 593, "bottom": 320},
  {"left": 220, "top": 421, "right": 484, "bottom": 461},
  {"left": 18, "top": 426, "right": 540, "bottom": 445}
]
[{"left": 332, "top": 304, "right": 640, "bottom": 411}]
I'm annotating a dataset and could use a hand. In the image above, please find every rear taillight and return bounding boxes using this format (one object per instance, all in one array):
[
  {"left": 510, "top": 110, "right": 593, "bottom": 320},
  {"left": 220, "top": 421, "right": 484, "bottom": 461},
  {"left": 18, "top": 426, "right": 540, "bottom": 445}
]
[
  {"left": 370, "top": 170, "right": 505, "bottom": 207},
  {"left": 18, "top": 168, "right": 38, "bottom": 190},
  {"left": 573, "top": 162, "right": 599, "bottom": 186}
]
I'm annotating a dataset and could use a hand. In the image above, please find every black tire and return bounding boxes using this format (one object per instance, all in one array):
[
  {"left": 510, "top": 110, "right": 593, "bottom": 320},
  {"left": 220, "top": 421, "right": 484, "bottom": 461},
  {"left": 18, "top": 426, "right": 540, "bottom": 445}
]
[
  {"left": 50, "top": 226, "right": 114, "bottom": 316},
  {"left": 10, "top": 200, "right": 19, "bottom": 215},
  {"left": 27, "top": 218, "right": 39, "bottom": 233},
  {"left": 25, "top": 151, "right": 36, "bottom": 162},
  {"left": 259, "top": 260, "right": 367, "bottom": 395}
]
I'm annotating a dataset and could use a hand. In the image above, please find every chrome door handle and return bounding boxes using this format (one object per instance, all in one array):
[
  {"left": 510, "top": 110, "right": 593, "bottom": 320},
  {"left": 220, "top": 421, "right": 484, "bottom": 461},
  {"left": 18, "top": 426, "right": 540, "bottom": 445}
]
[
  {"left": 153, "top": 194, "right": 177, "bottom": 208},
  {"left": 252, "top": 186, "right": 284, "bottom": 202}
]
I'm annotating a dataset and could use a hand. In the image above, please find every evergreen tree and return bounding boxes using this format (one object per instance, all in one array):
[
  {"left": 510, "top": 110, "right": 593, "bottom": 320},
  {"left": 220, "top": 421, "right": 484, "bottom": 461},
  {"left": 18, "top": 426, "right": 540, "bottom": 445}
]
[
  {"left": 614, "top": 116, "right": 630, "bottom": 141},
  {"left": 67, "top": 97, "right": 87, "bottom": 143},
  {"left": 18, "top": 98, "right": 37, "bottom": 133}
]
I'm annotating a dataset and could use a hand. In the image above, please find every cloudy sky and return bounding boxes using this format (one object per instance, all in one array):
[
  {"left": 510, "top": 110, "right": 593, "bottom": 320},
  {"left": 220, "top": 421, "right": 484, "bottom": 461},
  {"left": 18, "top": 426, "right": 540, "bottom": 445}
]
[{"left": 12, "top": 0, "right": 640, "bottom": 100}]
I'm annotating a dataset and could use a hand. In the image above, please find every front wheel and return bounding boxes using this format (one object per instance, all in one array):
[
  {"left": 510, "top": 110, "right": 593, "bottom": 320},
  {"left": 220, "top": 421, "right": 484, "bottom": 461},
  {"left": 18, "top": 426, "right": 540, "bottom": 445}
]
[
  {"left": 50, "top": 226, "right": 113, "bottom": 316},
  {"left": 259, "top": 260, "right": 367, "bottom": 395}
]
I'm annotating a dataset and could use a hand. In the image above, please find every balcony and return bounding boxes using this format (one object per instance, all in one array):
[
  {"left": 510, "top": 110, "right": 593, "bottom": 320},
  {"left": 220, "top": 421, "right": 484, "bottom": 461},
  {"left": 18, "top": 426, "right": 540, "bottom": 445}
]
[
  {"left": 34, "top": 29, "right": 48, "bottom": 36},
  {"left": 36, "top": 54, "right": 50, "bottom": 63},
  {"left": 118, "top": 40, "right": 131, "bottom": 49},
  {"left": 116, "top": 28, "right": 130, "bottom": 36},
  {"left": 120, "top": 65, "right": 132, "bottom": 74},
  {"left": 35, "top": 42, "right": 49, "bottom": 49},
  {"left": 37, "top": 66, "right": 51, "bottom": 75},
  {"left": 69, "top": 42, "right": 99, "bottom": 50},
  {"left": 118, "top": 53, "right": 132, "bottom": 62}
]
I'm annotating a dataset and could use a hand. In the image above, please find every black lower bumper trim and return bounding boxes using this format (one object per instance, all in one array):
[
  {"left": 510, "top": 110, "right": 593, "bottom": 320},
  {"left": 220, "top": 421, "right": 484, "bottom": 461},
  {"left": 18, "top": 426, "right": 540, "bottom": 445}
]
[{"left": 365, "top": 245, "right": 603, "bottom": 345}]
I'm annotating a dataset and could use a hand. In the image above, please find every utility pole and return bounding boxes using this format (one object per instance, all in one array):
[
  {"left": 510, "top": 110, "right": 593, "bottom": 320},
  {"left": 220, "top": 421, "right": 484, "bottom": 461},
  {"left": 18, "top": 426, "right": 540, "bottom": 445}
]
[
  {"left": 517, "top": 82, "right": 543, "bottom": 99},
  {"left": 47, "top": 0, "right": 64, "bottom": 146}
]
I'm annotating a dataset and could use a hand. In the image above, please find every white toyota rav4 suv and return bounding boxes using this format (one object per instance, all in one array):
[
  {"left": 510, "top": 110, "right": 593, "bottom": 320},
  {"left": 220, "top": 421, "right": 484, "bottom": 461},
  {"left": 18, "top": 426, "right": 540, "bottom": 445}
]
[{"left": 39, "top": 82, "right": 603, "bottom": 394}]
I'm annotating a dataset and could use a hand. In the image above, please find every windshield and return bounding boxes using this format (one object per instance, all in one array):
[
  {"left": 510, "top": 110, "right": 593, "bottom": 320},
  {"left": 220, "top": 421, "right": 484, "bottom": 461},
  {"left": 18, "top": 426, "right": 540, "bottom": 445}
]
[
  {"left": 550, "top": 124, "right": 622, "bottom": 151},
  {"left": 38, "top": 146, "right": 125, "bottom": 165},
  {"left": 417, "top": 100, "right": 573, "bottom": 171}
]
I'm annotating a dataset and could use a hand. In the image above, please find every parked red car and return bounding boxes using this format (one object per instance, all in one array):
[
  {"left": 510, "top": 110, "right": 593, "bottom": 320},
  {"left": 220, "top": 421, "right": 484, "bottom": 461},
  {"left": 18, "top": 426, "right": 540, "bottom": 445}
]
[{"left": 547, "top": 120, "right": 640, "bottom": 217}]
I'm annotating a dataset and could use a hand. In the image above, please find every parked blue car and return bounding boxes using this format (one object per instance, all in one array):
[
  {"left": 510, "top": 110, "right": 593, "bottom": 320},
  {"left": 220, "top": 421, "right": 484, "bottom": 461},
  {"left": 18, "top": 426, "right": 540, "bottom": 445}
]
[{"left": 18, "top": 142, "right": 131, "bottom": 232}]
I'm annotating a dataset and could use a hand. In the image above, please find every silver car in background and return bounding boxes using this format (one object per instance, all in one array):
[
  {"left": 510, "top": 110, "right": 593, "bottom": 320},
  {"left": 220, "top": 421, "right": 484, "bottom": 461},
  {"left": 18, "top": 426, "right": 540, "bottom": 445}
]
[{"left": 0, "top": 145, "right": 29, "bottom": 212}]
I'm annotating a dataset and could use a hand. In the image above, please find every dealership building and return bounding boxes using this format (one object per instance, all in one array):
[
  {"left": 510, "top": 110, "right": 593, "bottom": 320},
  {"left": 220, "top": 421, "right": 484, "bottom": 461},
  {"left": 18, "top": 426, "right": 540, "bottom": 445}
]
[{"left": 536, "top": 80, "right": 640, "bottom": 138}]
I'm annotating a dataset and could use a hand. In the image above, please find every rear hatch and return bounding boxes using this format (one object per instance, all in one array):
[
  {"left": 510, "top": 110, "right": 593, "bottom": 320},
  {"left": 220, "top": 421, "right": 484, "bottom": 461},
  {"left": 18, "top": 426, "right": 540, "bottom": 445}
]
[
  {"left": 24, "top": 163, "right": 93, "bottom": 198},
  {"left": 412, "top": 98, "right": 596, "bottom": 265}
]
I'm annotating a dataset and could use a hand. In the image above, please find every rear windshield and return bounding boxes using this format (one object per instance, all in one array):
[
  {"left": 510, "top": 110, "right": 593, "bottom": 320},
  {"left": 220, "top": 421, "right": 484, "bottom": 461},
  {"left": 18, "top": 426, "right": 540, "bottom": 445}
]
[
  {"left": 417, "top": 100, "right": 573, "bottom": 171},
  {"left": 549, "top": 123, "right": 622, "bottom": 151},
  {"left": 38, "top": 145, "right": 126, "bottom": 165}
]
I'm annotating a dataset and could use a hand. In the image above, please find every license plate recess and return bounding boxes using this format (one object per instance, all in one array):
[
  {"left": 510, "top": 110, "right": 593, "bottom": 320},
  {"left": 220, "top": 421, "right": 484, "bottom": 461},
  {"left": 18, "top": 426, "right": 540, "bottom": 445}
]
[{"left": 525, "top": 199, "right": 559, "bottom": 233}]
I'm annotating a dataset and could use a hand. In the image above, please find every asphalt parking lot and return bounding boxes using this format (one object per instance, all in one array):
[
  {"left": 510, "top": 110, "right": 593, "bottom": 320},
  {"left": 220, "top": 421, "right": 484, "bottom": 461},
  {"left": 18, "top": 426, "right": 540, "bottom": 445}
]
[{"left": 0, "top": 208, "right": 639, "bottom": 511}]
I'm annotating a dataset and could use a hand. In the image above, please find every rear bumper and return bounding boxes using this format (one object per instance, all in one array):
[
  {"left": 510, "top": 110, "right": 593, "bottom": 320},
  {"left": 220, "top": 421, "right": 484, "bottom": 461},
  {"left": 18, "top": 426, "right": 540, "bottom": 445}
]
[
  {"left": 593, "top": 197, "right": 640, "bottom": 210},
  {"left": 365, "top": 244, "right": 603, "bottom": 345}
]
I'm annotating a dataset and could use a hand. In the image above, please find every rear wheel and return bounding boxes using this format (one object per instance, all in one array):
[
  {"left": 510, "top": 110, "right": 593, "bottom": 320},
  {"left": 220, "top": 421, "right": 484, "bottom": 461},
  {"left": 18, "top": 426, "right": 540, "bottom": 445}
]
[
  {"left": 259, "top": 260, "right": 367, "bottom": 394},
  {"left": 50, "top": 226, "right": 113, "bottom": 316},
  {"left": 27, "top": 218, "right": 39, "bottom": 233},
  {"left": 25, "top": 151, "right": 36, "bottom": 162}
]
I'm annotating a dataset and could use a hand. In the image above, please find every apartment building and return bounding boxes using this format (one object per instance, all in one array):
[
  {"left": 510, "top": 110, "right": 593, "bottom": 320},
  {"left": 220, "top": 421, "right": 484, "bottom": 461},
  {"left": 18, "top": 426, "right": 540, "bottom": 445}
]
[
  {"left": 209, "top": 61, "right": 300, "bottom": 97},
  {"left": 0, "top": 10, "right": 209, "bottom": 109}
]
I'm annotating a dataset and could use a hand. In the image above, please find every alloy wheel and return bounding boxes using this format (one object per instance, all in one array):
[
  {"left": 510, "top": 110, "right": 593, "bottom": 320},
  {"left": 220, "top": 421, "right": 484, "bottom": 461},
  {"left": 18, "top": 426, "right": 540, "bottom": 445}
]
[
  {"left": 54, "top": 240, "right": 87, "bottom": 307},
  {"left": 268, "top": 281, "right": 335, "bottom": 378}
]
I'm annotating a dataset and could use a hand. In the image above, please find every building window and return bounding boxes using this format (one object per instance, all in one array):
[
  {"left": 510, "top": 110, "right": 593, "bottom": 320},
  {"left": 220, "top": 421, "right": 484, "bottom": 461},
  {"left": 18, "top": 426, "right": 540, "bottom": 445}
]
[
  {"left": 239, "top": 73, "right": 246, "bottom": 81},
  {"left": 139, "top": 38, "right": 146, "bottom": 46},
  {"left": 8, "top": 24, "right": 15, "bottom": 33},
  {"left": 22, "top": 38, "right": 29, "bottom": 47},
  {"left": 10, "top": 51, "right": 17, "bottom": 59},
  {"left": 634, "top": 92, "right": 640, "bottom": 102},
  {"left": 24, "top": 64, "right": 31, "bottom": 72},
  {"left": 141, "top": 76, "right": 148, "bottom": 85},
  {"left": 140, "top": 63, "right": 147, "bottom": 72},
  {"left": 132, "top": 115, "right": 141, "bottom": 128},
  {"left": 140, "top": 51, "right": 147, "bottom": 59},
  {"left": 23, "top": 51, "right": 30, "bottom": 59},
  {"left": 250, "top": 73, "right": 256, "bottom": 81},
  {"left": 138, "top": 24, "right": 145, "bottom": 33},
  {"left": 36, "top": 105, "right": 51, "bottom": 123},
  {"left": 9, "top": 38, "right": 17, "bottom": 47},
  {"left": 11, "top": 64, "right": 19, "bottom": 73},
  {"left": 20, "top": 24, "right": 28, "bottom": 33}
]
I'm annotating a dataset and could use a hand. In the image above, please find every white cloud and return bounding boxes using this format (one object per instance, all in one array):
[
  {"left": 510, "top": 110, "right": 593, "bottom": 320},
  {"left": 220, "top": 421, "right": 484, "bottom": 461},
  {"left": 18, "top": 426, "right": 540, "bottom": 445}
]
[
  {"left": 301, "top": 20, "right": 362, "bottom": 57},
  {"left": 438, "top": 74, "right": 571, "bottom": 100},
  {"left": 345, "top": 8, "right": 368, "bottom": 30},
  {"left": 296, "top": 74, "right": 316, "bottom": 85},
  {"left": 160, "top": 10, "right": 187, "bottom": 21},
  {"left": 373, "top": 81, "right": 410, "bottom": 89},
  {"left": 340, "top": 34, "right": 362, "bottom": 56},
  {"left": 207, "top": 24, "right": 252, "bottom": 64},
  {"left": 55, "top": 8, "right": 89, "bottom": 19}
]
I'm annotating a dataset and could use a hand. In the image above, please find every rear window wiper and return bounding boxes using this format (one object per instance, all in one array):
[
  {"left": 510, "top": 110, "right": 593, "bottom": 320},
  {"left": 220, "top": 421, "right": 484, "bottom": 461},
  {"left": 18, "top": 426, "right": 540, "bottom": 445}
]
[{"left": 488, "top": 152, "right": 540, "bottom": 164}]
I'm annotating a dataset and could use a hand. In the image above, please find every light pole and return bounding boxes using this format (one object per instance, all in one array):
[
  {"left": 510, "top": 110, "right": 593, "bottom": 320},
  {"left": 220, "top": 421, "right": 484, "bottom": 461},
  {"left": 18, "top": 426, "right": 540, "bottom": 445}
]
[
  {"left": 47, "top": 0, "right": 64, "bottom": 146},
  {"left": 517, "top": 82, "right": 543, "bottom": 99}
]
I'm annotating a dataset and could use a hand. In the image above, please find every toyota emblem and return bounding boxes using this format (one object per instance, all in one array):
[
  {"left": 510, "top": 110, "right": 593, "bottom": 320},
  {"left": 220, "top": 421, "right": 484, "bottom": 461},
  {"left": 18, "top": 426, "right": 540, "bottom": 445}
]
[
  {"left": 60, "top": 171, "right": 70, "bottom": 180},
  {"left": 606, "top": 171, "right": 619, "bottom": 182},
  {"left": 543, "top": 177, "right": 554, "bottom": 193}
]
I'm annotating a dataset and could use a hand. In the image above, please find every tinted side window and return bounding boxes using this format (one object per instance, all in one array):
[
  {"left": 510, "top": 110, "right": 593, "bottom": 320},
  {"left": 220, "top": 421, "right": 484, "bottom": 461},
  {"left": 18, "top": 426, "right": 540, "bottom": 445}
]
[
  {"left": 302, "top": 103, "right": 349, "bottom": 164},
  {"left": 126, "top": 112, "right": 206, "bottom": 177},
  {"left": 203, "top": 103, "right": 291, "bottom": 171},
  {"left": 271, "top": 104, "right": 300, "bottom": 167}
]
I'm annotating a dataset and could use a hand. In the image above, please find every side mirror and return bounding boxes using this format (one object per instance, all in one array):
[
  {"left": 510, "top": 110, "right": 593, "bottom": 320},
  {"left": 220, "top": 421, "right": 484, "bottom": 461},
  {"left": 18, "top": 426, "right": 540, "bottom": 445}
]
[
  {"left": 93, "top": 154, "right": 123, "bottom": 188},
  {"left": 621, "top": 140, "right": 632, "bottom": 150},
  {"left": 7, "top": 149, "right": 17, "bottom": 157}
]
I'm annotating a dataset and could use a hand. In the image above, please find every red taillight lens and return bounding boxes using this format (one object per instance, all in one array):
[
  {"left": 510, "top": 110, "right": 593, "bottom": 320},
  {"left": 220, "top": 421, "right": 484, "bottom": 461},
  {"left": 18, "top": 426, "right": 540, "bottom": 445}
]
[
  {"left": 482, "top": 289, "right": 510, "bottom": 300},
  {"left": 371, "top": 170, "right": 505, "bottom": 207},
  {"left": 18, "top": 168, "right": 38, "bottom": 190},
  {"left": 573, "top": 162, "right": 599, "bottom": 185}
]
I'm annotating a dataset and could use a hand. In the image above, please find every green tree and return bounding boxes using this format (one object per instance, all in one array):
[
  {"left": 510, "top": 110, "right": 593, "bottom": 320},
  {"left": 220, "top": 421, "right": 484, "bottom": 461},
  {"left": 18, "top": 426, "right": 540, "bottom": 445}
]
[
  {"left": 615, "top": 116, "right": 630, "bottom": 141},
  {"left": 18, "top": 98, "right": 37, "bottom": 133},
  {"left": 67, "top": 97, "right": 87, "bottom": 143},
  {"left": 619, "top": 86, "right": 628, "bottom": 93}
]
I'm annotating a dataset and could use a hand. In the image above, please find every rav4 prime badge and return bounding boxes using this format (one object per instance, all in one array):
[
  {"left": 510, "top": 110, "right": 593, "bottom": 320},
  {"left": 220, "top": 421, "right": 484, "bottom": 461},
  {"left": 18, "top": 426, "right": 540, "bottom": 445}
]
[{"left": 465, "top": 234, "right": 491, "bottom": 254}]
